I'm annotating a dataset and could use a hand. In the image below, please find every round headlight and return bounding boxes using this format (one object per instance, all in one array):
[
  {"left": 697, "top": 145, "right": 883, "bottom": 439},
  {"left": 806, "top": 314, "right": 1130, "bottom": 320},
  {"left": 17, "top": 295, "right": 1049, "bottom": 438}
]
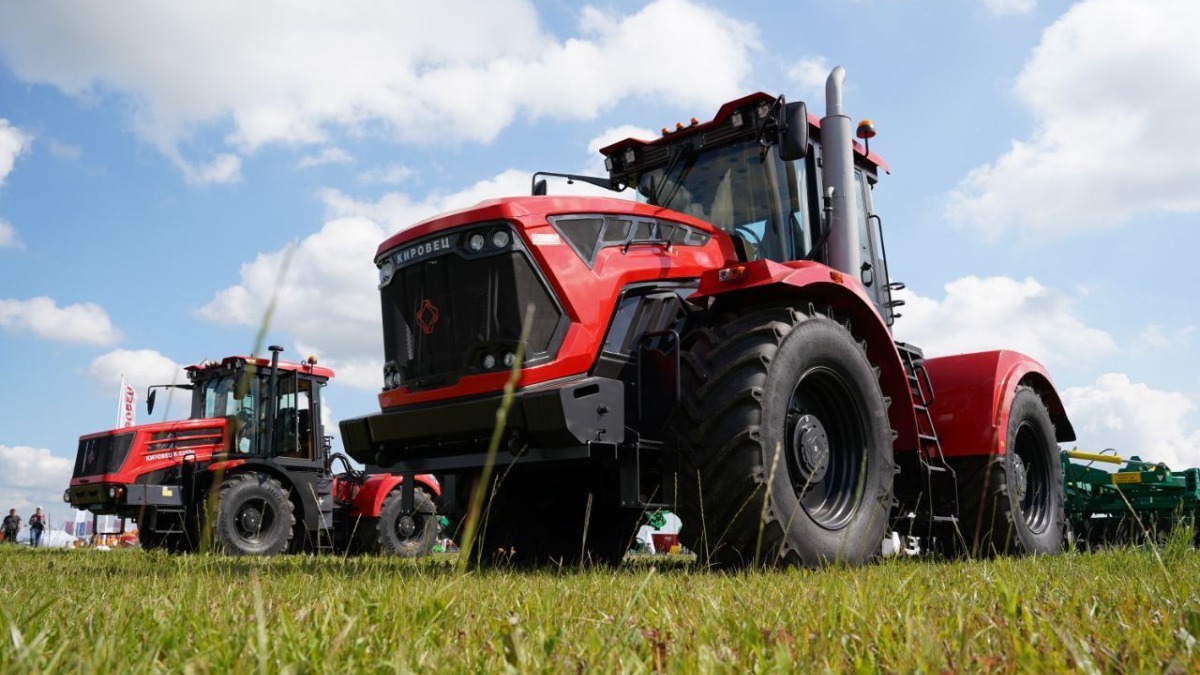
[
  {"left": 378, "top": 258, "right": 395, "bottom": 286},
  {"left": 491, "top": 230, "right": 511, "bottom": 248},
  {"left": 63, "top": 489, "right": 70, "bottom": 503},
  {"left": 468, "top": 233, "right": 486, "bottom": 251},
  {"left": 481, "top": 353, "right": 497, "bottom": 370},
  {"left": 108, "top": 486, "right": 117, "bottom": 499},
  {"left": 503, "top": 352, "right": 516, "bottom": 368}
]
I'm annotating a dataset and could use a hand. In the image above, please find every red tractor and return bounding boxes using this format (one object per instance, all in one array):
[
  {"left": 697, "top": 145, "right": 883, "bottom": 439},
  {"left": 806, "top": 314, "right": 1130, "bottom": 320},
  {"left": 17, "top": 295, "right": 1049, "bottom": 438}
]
[
  {"left": 340, "top": 66, "right": 1074, "bottom": 566},
  {"left": 66, "top": 347, "right": 441, "bottom": 556}
]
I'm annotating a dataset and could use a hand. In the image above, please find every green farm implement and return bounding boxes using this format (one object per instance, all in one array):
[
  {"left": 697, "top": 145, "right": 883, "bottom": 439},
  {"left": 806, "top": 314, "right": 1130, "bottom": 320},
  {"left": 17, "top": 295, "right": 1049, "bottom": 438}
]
[{"left": 1062, "top": 449, "right": 1200, "bottom": 547}]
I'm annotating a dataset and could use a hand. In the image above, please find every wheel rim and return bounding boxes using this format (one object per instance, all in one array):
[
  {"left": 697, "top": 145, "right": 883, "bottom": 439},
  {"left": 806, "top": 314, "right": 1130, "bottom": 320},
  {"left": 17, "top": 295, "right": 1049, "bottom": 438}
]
[
  {"left": 235, "top": 499, "right": 275, "bottom": 541},
  {"left": 396, "top": 514, "right": 419, "bottom": 541},
  {"left": 784, "top": 366, "right": 867, "bottom": 530},
  {"left": 1013, "top": 422, "right": 1051, "bottom": 534}
]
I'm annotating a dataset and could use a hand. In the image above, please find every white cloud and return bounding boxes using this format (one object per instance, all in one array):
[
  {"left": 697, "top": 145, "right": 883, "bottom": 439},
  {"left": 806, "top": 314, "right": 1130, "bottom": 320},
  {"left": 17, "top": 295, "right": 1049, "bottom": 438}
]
[
  {"left": 893, "top": 275, "right": 1117, "bottom": 369},
  {"left": 984, "top": 0, "right": 1035, "bottom": 16},
  {"left": 47, "top": 138, "right": 81, "bottom": 160},
  {"left": 0, "top": 445, "right": 74, "bottom": 517},
  {"left": 0, "top": 219, "right": 21, "bottom": 249},
  {"left": 947, "top": 0, "right": 1200, "bottom": 239},
  {"left": 0, "top": 0, "right": 757, "bottom": 180},
  {"left": 1062, "top": 374, "right": 1200, "bottom": 469},
  {"left": 0, "top": 118, "right": 32, "bottom": 185},
  {"left": 357, "top": 164, "right": 414, "bottom": 185},
  {"left": 89, "top": 348, "right": 191, "bottom": 420},
  {"left": 297, "top": 147, "right": 355, "bottom": 169},
  {"left": 0, "top": 296, "right": 122, "bottom": 346},
  {"left": 785, "top": 56, "right": 830, "bottom": 101}
]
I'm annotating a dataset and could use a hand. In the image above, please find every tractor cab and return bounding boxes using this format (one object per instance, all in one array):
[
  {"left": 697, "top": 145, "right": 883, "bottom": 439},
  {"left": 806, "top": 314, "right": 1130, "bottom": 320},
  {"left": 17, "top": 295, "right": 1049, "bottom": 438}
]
[
  {"left": 600, "top": 91, "right": 900, "bottom": 325},
  {"left": 168, "top": 347, "right": 334, "bottom": 466}
]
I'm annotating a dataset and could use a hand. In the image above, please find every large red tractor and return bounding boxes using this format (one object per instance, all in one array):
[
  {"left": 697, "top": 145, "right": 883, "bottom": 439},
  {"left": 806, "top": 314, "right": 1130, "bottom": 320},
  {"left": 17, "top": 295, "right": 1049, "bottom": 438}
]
[
  {"left": 66, "top": 347, "right": 441, "bottom": 556},
  {"left": 340, "top": 66, "right": 1074, "bottom": 566}
]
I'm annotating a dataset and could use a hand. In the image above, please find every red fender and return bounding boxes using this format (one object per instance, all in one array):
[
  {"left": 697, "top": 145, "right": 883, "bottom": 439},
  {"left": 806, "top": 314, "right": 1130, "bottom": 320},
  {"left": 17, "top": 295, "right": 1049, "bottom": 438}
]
[
  {"left": 348, "top": 473, "right": 442, "bottom": 518},
  {"left": 692, "top": 258, "right": 922, "bottom": 453},
  {"left": 923, "top": 350, "right": 1075, "bottom": 458}
]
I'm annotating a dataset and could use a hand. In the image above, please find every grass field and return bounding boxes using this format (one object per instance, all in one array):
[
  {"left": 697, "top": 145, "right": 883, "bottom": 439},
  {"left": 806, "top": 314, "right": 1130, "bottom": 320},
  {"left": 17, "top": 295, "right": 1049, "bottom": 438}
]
[{"left": 3, "top": 540, "right": 1200, "bottom": 673}]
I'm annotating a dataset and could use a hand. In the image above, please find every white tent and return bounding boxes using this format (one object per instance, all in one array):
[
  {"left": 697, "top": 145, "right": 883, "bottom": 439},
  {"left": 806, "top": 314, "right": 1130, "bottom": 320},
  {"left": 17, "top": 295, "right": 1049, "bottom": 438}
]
[{"left": 12, "top": 528, "right": 78, "bottom": 548}]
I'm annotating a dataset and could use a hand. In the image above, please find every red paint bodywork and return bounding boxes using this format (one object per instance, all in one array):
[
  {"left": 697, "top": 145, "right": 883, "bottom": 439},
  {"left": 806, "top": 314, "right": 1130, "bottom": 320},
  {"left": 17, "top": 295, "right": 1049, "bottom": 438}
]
[
  {"left": 923, "top": 351, "right": 1075, "bottom": 458},
  {"left": 376, "top": 197, "right": 738, "bottom": 410},
  {"left": 340, "top": 473, "right": 443, "bottom": 518},
  {"left": 69, "top": 418, "right": 228, "bottom": 488}
]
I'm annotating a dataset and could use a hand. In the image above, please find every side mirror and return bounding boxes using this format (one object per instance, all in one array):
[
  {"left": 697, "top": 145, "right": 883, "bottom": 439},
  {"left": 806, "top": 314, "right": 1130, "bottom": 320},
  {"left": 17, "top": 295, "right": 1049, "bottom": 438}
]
[
  {"left": 778, "top": 101, "right": 809, "bottom": 161},
  {"left": 532, "top": 179, "right": 547, "bottom": 196},
  {"left": 146, "top": 389, "right": 157, "bottom": 416}
]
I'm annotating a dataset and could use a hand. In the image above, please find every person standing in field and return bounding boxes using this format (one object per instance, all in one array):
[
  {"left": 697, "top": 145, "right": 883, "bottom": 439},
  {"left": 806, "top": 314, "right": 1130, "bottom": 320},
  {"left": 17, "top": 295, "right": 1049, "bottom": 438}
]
[
  {"left": 28, "top": 508, "right": 46, "bottom": 548},
  {"left": 2, "top": 509, "right": 20, "bottom": 544}
]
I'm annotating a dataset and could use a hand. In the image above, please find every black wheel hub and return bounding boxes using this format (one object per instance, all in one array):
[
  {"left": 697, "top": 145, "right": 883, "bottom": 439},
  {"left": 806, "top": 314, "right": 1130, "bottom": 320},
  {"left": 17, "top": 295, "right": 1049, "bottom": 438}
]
[
  {"left": 396, "top": 515, "right": 417, "bottom": 540},
  {"left": 237, "top": 504, "right": 263, "bottom": 537},
  {"left": 1010, "top": 452, "right": 1029, "bottom": 503},
  {"left": 789, "top": 413, "right": 830, "bottom": 485}
]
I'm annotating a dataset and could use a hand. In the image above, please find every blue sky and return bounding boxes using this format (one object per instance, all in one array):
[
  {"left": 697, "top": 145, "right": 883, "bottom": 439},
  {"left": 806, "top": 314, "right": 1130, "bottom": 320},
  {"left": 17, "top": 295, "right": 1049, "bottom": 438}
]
[{"left": 1, "top": 0, "right": 1196, "bottom": 527}]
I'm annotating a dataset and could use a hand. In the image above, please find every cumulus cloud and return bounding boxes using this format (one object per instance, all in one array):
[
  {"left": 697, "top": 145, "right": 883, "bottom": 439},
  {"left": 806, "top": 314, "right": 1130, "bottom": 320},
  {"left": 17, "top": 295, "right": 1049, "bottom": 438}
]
[
  {"left": 89, "top": 348, "right": 191, "bottom": 419},
  {"left": 47, "top": 138, "right": 81, "bottom": 160},
  {"left": 297, "top": 147, "right": 355, "bottom": 169},
  {"left": 1062, "top": 374, "right": 1200, "bottom": 469},
  {"left": 947, "top": 0, "right": 1200, "bottom": 239},
  {"left": 0, "top": 0, "right": 757, "bottom": 181},
  {"left": 785, "top": 56, "right": 830, "bottom": 101},
  {"left": 0, "top": 219, "right": 21, "bottom": 249},
  {"left": 0, "top": 118, "right": 32, "bottom": 185},
  {"left": 0, "top": 445, "right": 74, "bottom": 515},
  {"left": 357, "top": 164, "right": 414, "bottom": 185},
  {"left": 984, "top": 0, "right": 1035, "bottom": 16},
  {"left": 0, "top": 296, "right": 122, "bottom": 346},
  {"left": 893, "top": 275, "right": 1117, "bottom": 369}
]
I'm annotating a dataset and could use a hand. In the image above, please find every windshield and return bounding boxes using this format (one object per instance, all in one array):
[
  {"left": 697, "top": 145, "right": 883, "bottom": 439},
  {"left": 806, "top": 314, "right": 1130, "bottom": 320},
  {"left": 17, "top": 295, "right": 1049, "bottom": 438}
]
[
  {"left": 193, "top": 373, "right": 257, "bottom": 420},
  {"left": 636, "top": 140, "right": 810, "bottom": 262}
]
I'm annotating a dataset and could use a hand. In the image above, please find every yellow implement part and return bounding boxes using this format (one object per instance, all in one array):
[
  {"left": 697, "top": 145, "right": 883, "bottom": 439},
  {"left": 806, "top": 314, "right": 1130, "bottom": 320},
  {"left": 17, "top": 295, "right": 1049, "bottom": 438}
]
[{"left": 1066, "top": 450, "right": 1125, "bottom": 465}]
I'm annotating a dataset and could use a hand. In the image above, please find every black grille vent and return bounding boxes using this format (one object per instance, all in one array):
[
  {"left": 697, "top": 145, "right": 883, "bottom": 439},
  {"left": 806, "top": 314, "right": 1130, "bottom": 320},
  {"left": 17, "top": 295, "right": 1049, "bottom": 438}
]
[
  {"left": 74, "top": 433, "right": 135, "bottom": 477},
  {"left": 380, "top": 226, "right": 565, "bottom": 390}
]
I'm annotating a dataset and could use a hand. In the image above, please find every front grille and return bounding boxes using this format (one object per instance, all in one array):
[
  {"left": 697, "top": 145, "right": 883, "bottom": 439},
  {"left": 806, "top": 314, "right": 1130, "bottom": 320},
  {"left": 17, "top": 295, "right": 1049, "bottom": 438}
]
[
  {"left": 380, "top": 224, "right": 565, "bottom": 390},
  {"left": 74, "top": 433, "right": 135, "bottom": 477}
]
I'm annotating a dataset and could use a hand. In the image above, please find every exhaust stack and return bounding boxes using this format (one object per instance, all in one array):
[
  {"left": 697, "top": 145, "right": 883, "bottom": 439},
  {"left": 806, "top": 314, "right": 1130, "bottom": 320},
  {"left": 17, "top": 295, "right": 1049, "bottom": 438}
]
[{"left": 820, "top": 67, "right": 862, "bottom": 277}]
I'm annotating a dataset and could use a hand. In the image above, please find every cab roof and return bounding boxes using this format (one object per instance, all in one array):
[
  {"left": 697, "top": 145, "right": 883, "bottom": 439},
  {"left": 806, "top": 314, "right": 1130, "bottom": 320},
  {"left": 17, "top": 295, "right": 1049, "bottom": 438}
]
[{"left": 186, "top": 355, "right": 335, "bottom": 380}]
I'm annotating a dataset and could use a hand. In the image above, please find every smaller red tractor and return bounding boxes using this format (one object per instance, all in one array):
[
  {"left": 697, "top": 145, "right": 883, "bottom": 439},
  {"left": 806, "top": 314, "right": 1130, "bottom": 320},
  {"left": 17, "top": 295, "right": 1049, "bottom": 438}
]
[{"left": 65, "top": 346, "right": 441, "bottom": 556}]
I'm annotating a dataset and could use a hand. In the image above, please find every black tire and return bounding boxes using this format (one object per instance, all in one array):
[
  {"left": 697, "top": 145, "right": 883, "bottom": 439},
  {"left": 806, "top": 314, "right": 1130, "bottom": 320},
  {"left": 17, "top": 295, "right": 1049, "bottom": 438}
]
[
  {"left": 959, "top": 387, "right": 1064, "bottom": 556},
  {"left": 673, "top": 307, "right": 894, "bottom": 567},
  {"left": 372, "top": 487, "right": 438, "bottom": 557},
  {"left": 213, "top": 473, "right": 296, "bottom": 556}
]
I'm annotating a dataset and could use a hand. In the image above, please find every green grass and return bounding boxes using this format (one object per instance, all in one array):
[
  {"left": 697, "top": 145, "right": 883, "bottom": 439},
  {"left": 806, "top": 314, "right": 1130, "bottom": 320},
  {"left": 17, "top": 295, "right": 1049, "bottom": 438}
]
[{"left": 3, "top": 543, "right": 1200, "bottom": 673}]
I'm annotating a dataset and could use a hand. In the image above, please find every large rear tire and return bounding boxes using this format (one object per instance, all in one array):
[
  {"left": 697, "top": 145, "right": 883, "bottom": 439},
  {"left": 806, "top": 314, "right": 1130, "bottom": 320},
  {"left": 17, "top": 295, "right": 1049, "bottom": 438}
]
[
  {"left": 213, "top": 473, "right": 296, "bottom": 556},
  {"left": 674, "top": 307, "right": 894, "bottom": 567},
  {"left": 959, "top": 386, "right": 1064, "bottom": 556}
]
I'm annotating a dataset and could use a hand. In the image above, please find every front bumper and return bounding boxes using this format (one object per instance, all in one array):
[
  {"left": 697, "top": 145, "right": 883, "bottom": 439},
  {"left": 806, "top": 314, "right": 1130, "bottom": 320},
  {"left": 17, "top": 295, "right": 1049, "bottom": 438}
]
[
  {"left": 67, "top": 482, "right": 186, "bottom": 512},
  {"left": 340, "top": 376, "right": 626, "bottom": 473}
]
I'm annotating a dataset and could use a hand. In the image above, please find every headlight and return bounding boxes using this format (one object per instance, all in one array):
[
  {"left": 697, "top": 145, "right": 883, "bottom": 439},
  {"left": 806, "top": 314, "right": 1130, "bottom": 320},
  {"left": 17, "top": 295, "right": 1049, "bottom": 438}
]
[
  {"left": 468, "top": 233, "right": 486, "bottom": 251},
  {"left": 503, "top": 352, "right": 516, "bottom": 368},
  {"left": 63, "top": 489, "right": 70, "bottom": 503},
  {"left": 481, "top": 353, "right": 496, "bottom": 370},
  {"left": 378, "top": 258, "right": 395, "bottom": 287},
  {"left": 491, "top": 230, "right": 511, "bottom": 248}
]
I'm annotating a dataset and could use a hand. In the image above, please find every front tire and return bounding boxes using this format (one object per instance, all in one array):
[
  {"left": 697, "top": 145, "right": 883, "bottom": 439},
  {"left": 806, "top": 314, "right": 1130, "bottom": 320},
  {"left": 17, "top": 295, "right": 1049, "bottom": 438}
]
[
  {"left": 373, "top": 487, "right": 438, "bottom": 557},
  {"left": 674, "top": 307, "right": 894, "bottom": 567},
  {"left": 960, "top": 386, "right": 1064, "bottom": 556},
  {"left": 213, "top": 473, "right": 296, "bottom": 556}
]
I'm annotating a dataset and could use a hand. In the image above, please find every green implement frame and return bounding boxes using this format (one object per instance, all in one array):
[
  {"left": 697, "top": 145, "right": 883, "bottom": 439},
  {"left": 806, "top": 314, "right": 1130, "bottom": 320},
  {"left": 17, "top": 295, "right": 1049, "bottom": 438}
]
[{"left": 1062, "top": 449, "right": 1200, "bottom": 547}]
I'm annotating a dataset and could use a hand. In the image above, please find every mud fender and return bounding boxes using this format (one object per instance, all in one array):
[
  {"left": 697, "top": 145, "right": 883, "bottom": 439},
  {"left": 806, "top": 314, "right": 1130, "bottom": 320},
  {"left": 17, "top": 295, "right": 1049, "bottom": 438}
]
[{"left": 923, "top": 350, "right": 1075, "bottom": 458}]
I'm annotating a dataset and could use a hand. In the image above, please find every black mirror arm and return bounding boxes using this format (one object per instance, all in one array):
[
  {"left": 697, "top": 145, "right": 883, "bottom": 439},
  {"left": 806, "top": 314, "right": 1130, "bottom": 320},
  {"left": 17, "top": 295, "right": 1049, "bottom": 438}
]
[{"left": 530, "top": 171, "right": 623, "bottom": 195}]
